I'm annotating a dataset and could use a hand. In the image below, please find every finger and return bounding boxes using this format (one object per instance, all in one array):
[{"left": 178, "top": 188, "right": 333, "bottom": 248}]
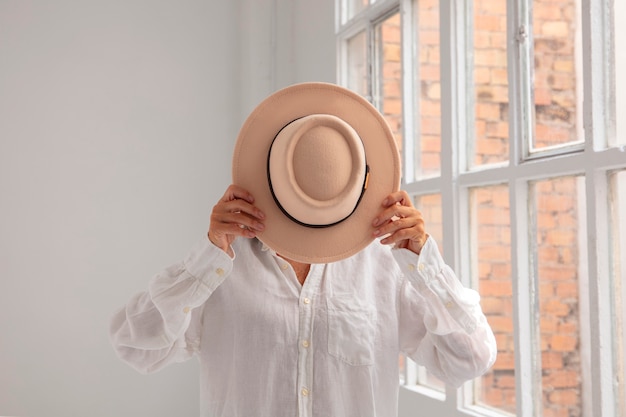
[
  {"left": 216, "top": 198, "right": 265, "bottom": 221},
  {"left": 380, "top": 227, "right": 416, "bottom": 245},
  {"left": 210, "top": 222, "right": 258, "bottom": 243},
  {"left": 213, "top": 211, "right": 265, "bottom": 232},
  {"left": 373, "top": 215, "right": 421, "bottom": 239},
  {"left": 223, "top": 184, "right": 256, "bottom": 204},
  {"left": 227, "top": 211, "right": 265, "bottom": 232},
  {"left": 381, "top": 190, "right": 412, "bottom": 208},
  {"left": 372, "top": 204, "right": 419, "bottom": 228}
]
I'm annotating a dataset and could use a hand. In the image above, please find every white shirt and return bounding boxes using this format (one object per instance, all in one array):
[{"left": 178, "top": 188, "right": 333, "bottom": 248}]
[{"left": 110, "top": 236, "right": 496, "bottom": 417}]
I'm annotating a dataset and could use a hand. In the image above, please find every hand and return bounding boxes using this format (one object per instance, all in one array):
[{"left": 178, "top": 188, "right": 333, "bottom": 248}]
[
  {"left": 372, "top": 190, "right": 428, "bottom": 255},
  {"left": 208, "top": 185, "right": 265, "bottom": 256}
]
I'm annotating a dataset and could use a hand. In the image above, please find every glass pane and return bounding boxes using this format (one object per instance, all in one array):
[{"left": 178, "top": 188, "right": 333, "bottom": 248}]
[
  {"left": 472, "top": 0, "right": 509, "bottom": 168},
  {"left": 346, "top": 0, "right": 369, "bottom": 21},
  {"left": 531, "top": 0, "right": 583, "bottom": 151},
  {"left": 533, "top": 176, "right": 587, "bottom": 417},
  {"left": 414, "top": 193, "right": 445, "bottom": 392},
  {"left": 347, "top": 31, "right": 368, "bottom": 98},
  {"left": 613, "top": 1, "right": 626, "bottom": 146},
  {"left": 416, "top": 0, "right": 442, "bottom": 177},
  {"left": 416, "top": 193, "right": 443, "bottom": 254},
  {"left": 610, "top": 170, "right": 626, "bottom": 415},
  {"left": 470, "top": 185, "right": 515, "bottom": 414},
  {"left": 376, "top": 12, "right": 403, "bottom": 155}
]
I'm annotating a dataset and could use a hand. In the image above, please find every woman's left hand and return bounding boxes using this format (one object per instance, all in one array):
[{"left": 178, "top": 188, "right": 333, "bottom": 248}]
[{"left": 372, "top": 190, "right": 429, "bottom": 255}]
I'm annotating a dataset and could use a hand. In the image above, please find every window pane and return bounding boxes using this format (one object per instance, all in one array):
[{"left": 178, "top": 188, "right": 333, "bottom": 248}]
[
  {"left": 472, "top": 0, "right": 509, "bottom": 168},
  {"left": 416, "top": 193, "right": 443, "bottom": 255},
  {"left": 346, "top": 0, "right": 369, "bottom": 21},
  {"left": 531, "top": 0, "right": 583, "bottom": 151},
  {"left": 470, "top": 185, "right": 515, "bottom": 414},
  {"left": 610, "top": 170, "right": 626, "bottom": 415},
  {"left": 613, "top": 1, "right": 626, "bottom": 146},
  {"left": 416, "top": 0, "right": 442, "bottom": 177},
  {"left": 532, "top": 176, "right": 587, "bottom": 417},
  {"left": 415, "top": 193, "right": 445, "bottom": 392},
  {"left": 376, "top": 12, "right": 403, "bottom": 156},
  {"left": 347, "top": 31, "right": 368, "bottom": 98}
]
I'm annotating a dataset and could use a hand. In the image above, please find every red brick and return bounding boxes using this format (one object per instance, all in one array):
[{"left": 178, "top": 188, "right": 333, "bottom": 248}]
[
  {"left": 419, "top": 99, "right": 441, "bottom": 116},
  {"left": 420, "top": 64, "right": 440, "bottom": 81},
  {"left": 497, "top": 374, "right": 516, "bottom": 389},
  {"left": 550, "top": 334, "right": 578, "bottom": 351},
  {"left": 486, "top": 121, "right": 509, "bottom": 138},
  {"left": 419, "top": 29, "right": 440, "bottom": 46},
  {"left": 540, "top": 316, "right": 559, "bottom": 333},
  {"left": 534, "top": 3, "right": 563, "bottom": 20},
  {"left": 542, "top": 351, "right": 564, "bottom": 369},
  {"left": 383, "top": 44, "right": 401, "bottom": 62},
  {"left": 488, "top": 316, "right": 514, "bottom": 333},
  {"left": 539, "top": 265, "right": 578, "bottom": 281},
  {"left": 474, "top": 67, "right": 492, "bottom": 84},
  {"left": 481, "top": 280, "right": 513, "bottom": 297},
  {"left": 540, "top": 21, "right": 569, "bottom": 38},
  {"left": 492, "top": 352, "right": 515, "bottom": 370},
  {"left": 548, "top": 389, "right": 579, "bottom": 406},
  {"left": 556, "top": 281, "right": 578, "bottom": 298},
  {"left": 542, "top": 299, "right": 571, "bottom": 317},
  {"left": 543, "top": 371, "right": 580, "bottom": 389},
  {"left": 475, "top": 15, "right": 506, "bottom": 32}
]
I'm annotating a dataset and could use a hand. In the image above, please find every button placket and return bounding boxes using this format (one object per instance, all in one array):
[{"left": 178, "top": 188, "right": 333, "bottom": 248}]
[{"left": 296, "top": 265, "right": 321, "bottom": 417}]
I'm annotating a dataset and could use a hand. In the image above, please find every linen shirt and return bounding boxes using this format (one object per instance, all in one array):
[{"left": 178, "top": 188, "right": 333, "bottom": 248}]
[{"left": 110, "top": 236, "right": 496, "bottom": 417}]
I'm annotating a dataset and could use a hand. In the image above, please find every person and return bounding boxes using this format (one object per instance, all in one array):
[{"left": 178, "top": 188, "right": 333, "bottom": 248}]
[{"left": 110, "top": 83, "right": 496, "bottom": 417}]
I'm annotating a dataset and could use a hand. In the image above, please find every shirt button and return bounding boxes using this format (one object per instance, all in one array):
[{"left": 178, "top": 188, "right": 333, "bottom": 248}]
[
  {"left": 183, "top": 306, "right": 191, "bottom": 314},
  {"left": 418, "top": 263, "right": 425, "bottom": 271},
  {"left": 302, "top": 340, "right": 310, "bottom": 348},
  {"left": 408, "top": 264, "right": 416, "bottom": 271},
  {"left": 281, "top": 263, "right": 289, "bottom": 270},
  {"left": 216, "top": 267, "right": 225, "bottom": 276},
  {"left": 445, "top": 301, "right": 453, "bottom": 309},
  {"left": 301, "top": 388, "right": 309, "bottom": 396},
  {"left": 303, "top": 298, "right": 311, "bottom": 304}
]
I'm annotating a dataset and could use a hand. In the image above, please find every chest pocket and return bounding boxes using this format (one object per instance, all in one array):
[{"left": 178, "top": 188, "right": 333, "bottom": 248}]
[{"left": 327, "top": 295, "right": 377, "bottom": 366}]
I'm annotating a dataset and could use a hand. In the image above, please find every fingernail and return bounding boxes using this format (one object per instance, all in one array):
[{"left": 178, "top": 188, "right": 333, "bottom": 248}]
[
  {"left": 382, "top": 198, "right": 389, "bottom": 206},
  {"left": 372, "top": 217, "right": 379, "bottom": 227},
  {"left": 373, "top": 229, "right": 380, "bottom": 236},
  {"left": 258, "top": 211, "right": 265, "bottom": 219},
  {"left": 255, "top": 222, "right": 265, "bottom": 231}
]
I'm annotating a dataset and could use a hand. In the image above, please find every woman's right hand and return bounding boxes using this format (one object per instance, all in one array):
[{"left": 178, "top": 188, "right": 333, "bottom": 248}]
[{"left": 208, "top": 185, "right": 265, "bottom": 256}]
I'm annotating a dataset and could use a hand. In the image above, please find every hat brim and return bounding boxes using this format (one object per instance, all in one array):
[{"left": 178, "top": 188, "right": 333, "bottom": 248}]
[{"left": 232, "top": 82, "right": 401, "bottom": 264}]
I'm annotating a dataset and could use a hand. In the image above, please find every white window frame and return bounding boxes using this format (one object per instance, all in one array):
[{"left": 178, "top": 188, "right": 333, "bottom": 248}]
[{"left": 336, "top": 0, "right": 626, "bottom": 416}]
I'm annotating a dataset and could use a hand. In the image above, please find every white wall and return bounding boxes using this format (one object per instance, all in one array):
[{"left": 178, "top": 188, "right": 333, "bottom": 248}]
[{"left": 0, "top": 1, "right": 335, "bottom": 416}]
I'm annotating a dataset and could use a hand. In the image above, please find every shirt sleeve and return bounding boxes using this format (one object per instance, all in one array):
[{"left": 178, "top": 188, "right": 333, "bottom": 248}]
[
  {"left": 109, "top": 237, "right": 233, "bottom": 374},
  {"left": 393, "top": 237, "right": 497, "bottom": 388}
]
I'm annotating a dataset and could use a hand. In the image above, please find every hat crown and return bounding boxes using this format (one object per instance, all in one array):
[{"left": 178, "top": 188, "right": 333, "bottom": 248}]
[
  {"left": 268, "top": 114, "right": 367, "bottom": 227},
  {"left": 292, "top": 124, "right": 353, "bottom": 201}
]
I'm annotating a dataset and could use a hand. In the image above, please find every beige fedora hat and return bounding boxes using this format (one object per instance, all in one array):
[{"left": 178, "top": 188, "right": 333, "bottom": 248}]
[{"left": 232, "top": 82, "right": 401, "bottom": 263}]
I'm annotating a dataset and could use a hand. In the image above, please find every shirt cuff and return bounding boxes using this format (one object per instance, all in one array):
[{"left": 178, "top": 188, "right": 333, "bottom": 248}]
[
  {"left": 392, "top": 237, "right": 480, "bottom": 334},
  {"left": 183, "top": 236, "right": 234, "bottom": 292}
]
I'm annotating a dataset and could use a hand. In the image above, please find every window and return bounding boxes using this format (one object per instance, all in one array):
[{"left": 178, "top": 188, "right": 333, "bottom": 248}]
[{"left": 337, "top": 0, "right": 626, "bottom": 416}]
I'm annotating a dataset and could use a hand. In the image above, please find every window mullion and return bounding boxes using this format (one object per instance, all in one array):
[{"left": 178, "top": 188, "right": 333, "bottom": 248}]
[
  {"left": 510, "top": 177, "right": 540, "bottom": 417},
  {"left": 400, "top": 0, "right": 416, "bottom": 184},
  {"left": 582, "top": 0, "right": 616, "bottom": 413},
  {"left": 511, "top": 0, "right": 533, "bottom": 164},
  {"left": 439, "top": 0, "right": 467, "bottom": 412},
  {"left": 584, "top": 168, "right": 616, "bottom": 416},
  {"left": 507, "top": 0, "right": 540, "bottom": 416}
]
